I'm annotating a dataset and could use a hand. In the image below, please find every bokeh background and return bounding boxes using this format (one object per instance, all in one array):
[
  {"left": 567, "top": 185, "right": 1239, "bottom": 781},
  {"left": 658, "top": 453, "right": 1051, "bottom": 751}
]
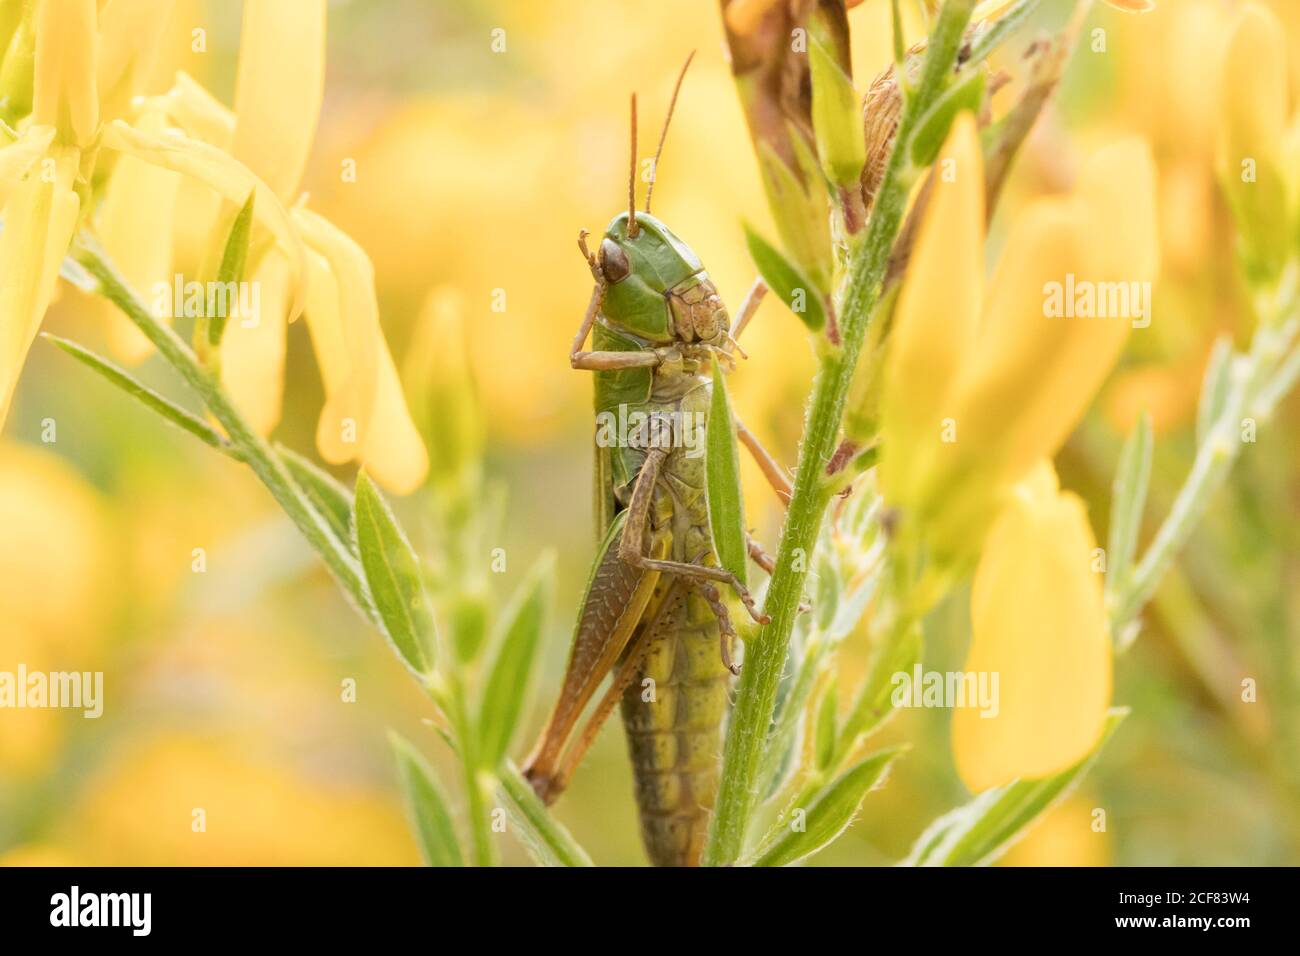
[{"left": 1, "top": 0, "right": 1298, "bottom": 866}]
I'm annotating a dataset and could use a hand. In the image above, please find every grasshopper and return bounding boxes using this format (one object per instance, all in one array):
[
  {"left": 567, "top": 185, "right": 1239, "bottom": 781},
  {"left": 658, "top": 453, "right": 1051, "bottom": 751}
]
[{"left": 521, "top": 57, "right": 785, "bottom": 867}]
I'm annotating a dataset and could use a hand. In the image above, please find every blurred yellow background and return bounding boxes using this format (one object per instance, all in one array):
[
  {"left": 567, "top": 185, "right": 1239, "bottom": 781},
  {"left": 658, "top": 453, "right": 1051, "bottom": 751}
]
[{"left": 1, "top": 0, "right": 1298, "bottom": 866}]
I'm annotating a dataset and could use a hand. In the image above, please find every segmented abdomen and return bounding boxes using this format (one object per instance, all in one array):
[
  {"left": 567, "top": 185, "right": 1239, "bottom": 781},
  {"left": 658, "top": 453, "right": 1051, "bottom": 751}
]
[{"left": 619, "top": 574, "right": 730, "bottom": 866}]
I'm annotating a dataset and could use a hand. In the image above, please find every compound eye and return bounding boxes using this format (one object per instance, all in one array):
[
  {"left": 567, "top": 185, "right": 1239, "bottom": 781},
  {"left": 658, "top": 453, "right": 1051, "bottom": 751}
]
[{"left": 599, "top": 238, "right": 631, "bottom": 283}]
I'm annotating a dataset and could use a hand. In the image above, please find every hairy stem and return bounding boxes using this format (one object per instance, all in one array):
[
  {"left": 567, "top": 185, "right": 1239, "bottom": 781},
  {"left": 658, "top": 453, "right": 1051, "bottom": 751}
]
[{"left": 704, "top": 0, "right": 977, "bottom": 867}]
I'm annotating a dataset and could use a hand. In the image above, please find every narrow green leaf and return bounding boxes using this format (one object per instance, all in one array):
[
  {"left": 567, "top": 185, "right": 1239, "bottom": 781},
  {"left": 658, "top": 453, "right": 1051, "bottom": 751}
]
[
  {"left": 1105, "top": 413, "right": 1152, "bottom": 601},
  {"left": 353, "top": 472, "right": 435, "bottom": 676},
  {"left": 498, "top": 760, "right": 595, "bottom": 867},
  {"left": 841, "top": 622, "right": 922, "bottom": 743},
  {"left": 44, "top": 333, "right": 240, "bottom": 459},
  {"left": 754, "top": 746, "right": 904, "bottom": 866},
  {"left": 478, "top": 552, "right": 555, "bottom": 769},
  {"left": 1196, "top": 336, "right": 1234, "bottom": 446},
  {"left": 809, "top": 35, "right": 866, "bottom": 187},
  {"left": 909, "top": 67, "right": 986, "bottom": 168},
  {"left": 277, "top": 444, "right": 354, "bottom": 550},
  {"left": 208, "top": 189, "right": 255, "bottom": 347},
  {"left": 706, "top": 357, "right": 748, "bottom": 589},
  {"left": 389, "top": 731, "right": 463, "bottom": 867},
  {"left": 742, "top": 223, "right": 826, "bottom": 332},
  {"left": 813, "top": 683, "right": 838, "bottom": 772},
  {"left": 905, "top": 708, "right": 1128, "bottom": 867},
  {"left": 967, "top": 0, "right": 1043, "bottom": 65}
]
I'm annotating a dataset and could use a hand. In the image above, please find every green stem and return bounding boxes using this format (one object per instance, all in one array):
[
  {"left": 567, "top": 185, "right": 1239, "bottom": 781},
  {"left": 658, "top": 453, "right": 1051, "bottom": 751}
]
[
  {"left": 1113, "top": 312, "right": 1299, "bottom": 628},
  {"left": 446, "top": 674, "right": 496, "bottom": 867},
  {"left": 73, "top": 237, "right": 367, "bottom": 613},
  {"left": 703, "top": 0, "right": 977, "bottom": 867}
]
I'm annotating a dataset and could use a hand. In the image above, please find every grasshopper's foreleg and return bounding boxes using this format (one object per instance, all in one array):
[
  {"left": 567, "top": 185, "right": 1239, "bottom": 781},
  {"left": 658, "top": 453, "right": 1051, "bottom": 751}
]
[
  {"left": 618, "top": 446, "right": 770, "bottom": 627},
  {"left": 569, "top": 283, "right": 661, "bottom": 371},
  {"left": 695, "top": 579, "right": 741, "bottom": 676}
]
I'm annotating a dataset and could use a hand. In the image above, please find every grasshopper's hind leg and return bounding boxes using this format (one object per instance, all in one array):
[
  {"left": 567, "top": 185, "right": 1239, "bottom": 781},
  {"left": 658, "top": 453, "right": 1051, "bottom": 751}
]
[{"left": 618, "top": 447, "right": 769, "bottom": 627}]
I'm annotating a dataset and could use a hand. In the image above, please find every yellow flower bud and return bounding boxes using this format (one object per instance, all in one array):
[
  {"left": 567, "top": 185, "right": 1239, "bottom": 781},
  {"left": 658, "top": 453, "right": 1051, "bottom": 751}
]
[
  {"left": 1217, "top": 3, "right": 1290, "bottom": 279},
  {"left": 952, "top": 462, "right": 1112, "bottom": 792}
]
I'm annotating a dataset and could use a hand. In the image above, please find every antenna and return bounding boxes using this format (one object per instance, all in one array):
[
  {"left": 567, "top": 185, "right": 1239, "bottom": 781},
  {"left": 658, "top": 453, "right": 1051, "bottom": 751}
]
[
  {"left": 645, "top": 50, "right": 696, "bottom": 214},
  {"left": 628, "top": 93, "right": 639, "bottom": 238}
]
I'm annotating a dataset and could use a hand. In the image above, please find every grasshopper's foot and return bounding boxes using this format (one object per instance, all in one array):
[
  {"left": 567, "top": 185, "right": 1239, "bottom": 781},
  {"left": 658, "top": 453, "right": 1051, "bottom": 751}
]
[{"left": 699, "top": 581, "right": 742, "bottom": 675}]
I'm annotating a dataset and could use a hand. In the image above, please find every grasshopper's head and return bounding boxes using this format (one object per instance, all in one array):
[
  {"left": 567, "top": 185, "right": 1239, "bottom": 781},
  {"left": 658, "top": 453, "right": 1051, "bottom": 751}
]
[
  {"left": 594, "top": 211, "right": 729, "bottom": 347},
  {"left": 585, "top": 52, "right": 729, "bottom": 349}
]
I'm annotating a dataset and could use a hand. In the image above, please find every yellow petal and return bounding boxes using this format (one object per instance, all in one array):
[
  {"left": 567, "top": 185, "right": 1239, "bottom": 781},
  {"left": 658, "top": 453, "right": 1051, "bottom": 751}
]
[
  {"left": 292, "top": 207, "right": 426, "bottom": 493},
  {"left": 100, "top": 119, "right": 306, "bottom": 319},
  {"left": 880, "top": 113, "right": 984, "bottom": 511},
  {"left": 231, "top": 0, "right": 326, "bottom": 203},
  {"left": 0, "top": 148, "right": 79, "bottom": 430},
  {"left": 32, "top": 0, "right": 98, "bottom": 147},
  {"left": 291, "top": 207, "right": 379, "bottom": 464},
  {"left": 96, "top": 108, "right": 182, "bottom": 363},
  {"left": 1079, "top": 137, "right": 1159, "bottom": 283},
  {"left": 97, "top": 0, "right": 175, "bottom": 122},
  {"left": 361, "top": 337, "right": 429, "bottom": 495},
  {"left": 149, "top": 71, "right": 235, "bottom": 148},
  {"left": 953, "top": 463, "right": 1112, "bottom": 792},
  {"left": 1217, "top": 3, "right": 1290, "bottom": 274},
  {"left": 0, "top": 124, "right": 54, "bottom": 204},
  {"left": 219, "top": 246, "right": 291, "bottom": 435}
]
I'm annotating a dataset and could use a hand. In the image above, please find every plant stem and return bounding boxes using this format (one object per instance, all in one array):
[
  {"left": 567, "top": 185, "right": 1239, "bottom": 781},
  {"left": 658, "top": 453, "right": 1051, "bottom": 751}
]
[
  {"left": 703, "top": 0, "right": 977, "bottom": 867},
  {"left": 73, "top": 237, "right": 367, "bottom": 612},
  {"left": 1113, "top": 312, "right": 1299, "bottom": 628}
]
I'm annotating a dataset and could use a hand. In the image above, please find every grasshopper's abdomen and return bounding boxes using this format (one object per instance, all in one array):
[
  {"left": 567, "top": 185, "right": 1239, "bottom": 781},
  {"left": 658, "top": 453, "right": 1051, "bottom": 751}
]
[
  {"left": 620, "top": 585, "right": 729, "bottom": 866},
  {"left": 616, "top": 379, "right": 731, "bottom": 867}
]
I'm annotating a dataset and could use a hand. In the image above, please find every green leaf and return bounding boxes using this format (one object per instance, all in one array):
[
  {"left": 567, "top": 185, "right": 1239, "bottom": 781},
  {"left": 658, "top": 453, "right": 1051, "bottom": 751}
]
[
  {"left": 1105, "top": 412, "right": 1152, "bottom": 602},
  {"left": 43, "top": 333, "right": 240, "bottom": 459},
  {"left": 388, "top": 731, "right": 463, "bottom": 867},
  {"left": 478, "top": 553, "right": 555, "bottom": 769},
  {"left": 813, "top": 682, "right": 838, "bottom": 772},
  {"left": 208, "top": 190, "right": 255, "bottom": 347},
  {"left": 706, "top": 357, "right": 748, "bottom": 589},
  {"left": 809, "top": 35, "right": 865, "bottom": 187},
  {"left": 754, "top": 747, "right": 904, "bottom": 866},
  {"left": 742, "top": 223, "right": 826, "bottom": 332},
  {"left": 905, "top": 709, "right": 1128, "bottom": 867},
  {"left": 909, "top": 67, "right": 985, "bottom": 168},
  {"left": 840, "top": 622, "right": 922, "bottom": 744},
  {"left": 967, "top": 0, "right": 1043, "bottom": 65},
  {"left": 1196, "top": 336, "right": 1234, "bottom": 446},
  {"left": 497, "top": 760, "right": 595, "bottom": 867},
  {"left": 353, "top": 472, "right": 436, "bottom": 676},
  {"left": 277, "top": 444, "right": 354, "bottom": 550}
]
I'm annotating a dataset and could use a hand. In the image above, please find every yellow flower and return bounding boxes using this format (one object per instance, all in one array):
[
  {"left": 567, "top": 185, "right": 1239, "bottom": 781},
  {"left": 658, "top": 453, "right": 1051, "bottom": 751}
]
[
  {"left": 1217, "top": 2, "right": 1291, "bottom": 280},
  {"left": 952, "top": 462, "right": 1112, "bottom": 792},
  {"left": 0, "top": 0, "right": 427, "bottom": 493},
  {"left": 878, "top": 116, "right": 1158, "bottom": 558}
]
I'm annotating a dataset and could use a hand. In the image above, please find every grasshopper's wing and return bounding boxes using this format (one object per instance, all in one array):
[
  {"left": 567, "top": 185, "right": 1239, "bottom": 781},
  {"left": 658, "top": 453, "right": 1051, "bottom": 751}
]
[{"left": 522, "top": 509, "right": 668, "bottom": 794}]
